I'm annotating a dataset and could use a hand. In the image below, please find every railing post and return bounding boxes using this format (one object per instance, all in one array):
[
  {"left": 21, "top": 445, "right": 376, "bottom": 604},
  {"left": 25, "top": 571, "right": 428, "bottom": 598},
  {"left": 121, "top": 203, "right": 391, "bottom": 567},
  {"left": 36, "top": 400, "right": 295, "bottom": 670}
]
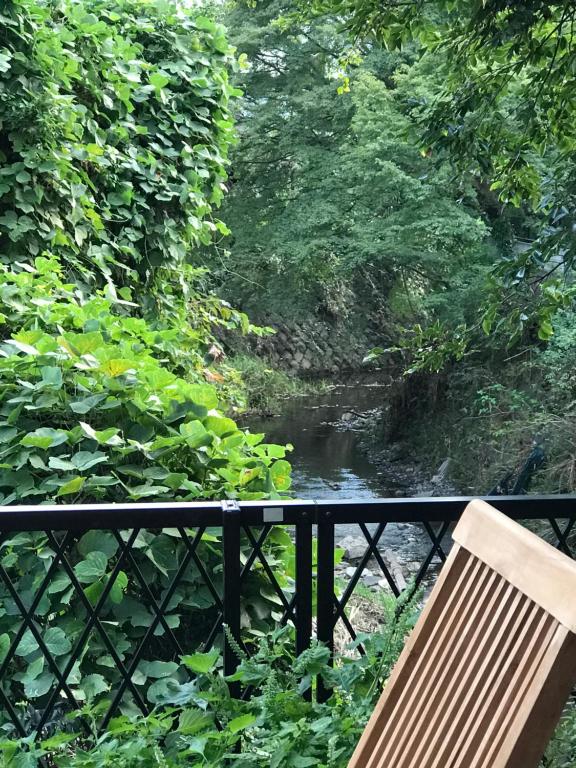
[
  {"left": 222, "top": 500, "right": 242, "bottom": 698},
  {"left": 316, "top": 507, "right": 335, "bottom": 703},
  {"left": 295, "top": 510, "right": 313, "bottom": 700}
]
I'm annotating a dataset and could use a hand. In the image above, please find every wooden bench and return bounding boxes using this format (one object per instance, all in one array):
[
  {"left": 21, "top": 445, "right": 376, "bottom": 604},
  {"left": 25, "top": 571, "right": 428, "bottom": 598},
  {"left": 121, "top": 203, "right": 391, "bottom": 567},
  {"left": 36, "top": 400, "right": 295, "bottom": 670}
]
[{"left": 349, "top": 499, "right": 576, "bottom": 768}]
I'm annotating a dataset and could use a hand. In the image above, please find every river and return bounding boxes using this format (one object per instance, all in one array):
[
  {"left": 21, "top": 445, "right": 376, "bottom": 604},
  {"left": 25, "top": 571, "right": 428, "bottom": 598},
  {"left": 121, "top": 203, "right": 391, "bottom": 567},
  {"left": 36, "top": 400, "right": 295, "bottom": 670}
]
[
  {"left": 246, "top": 378, "right": 396, "bottom": 500},
  {"left": 245, "top": 377, "right": 448, "bottom": 587}
]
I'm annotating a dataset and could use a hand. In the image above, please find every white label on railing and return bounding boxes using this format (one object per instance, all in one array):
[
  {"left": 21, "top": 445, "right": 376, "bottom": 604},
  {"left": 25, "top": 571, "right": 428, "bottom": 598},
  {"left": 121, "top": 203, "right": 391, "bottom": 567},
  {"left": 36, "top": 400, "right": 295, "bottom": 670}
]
[{"left": 263, "top": 508, "right": 284, "bottom": 523}]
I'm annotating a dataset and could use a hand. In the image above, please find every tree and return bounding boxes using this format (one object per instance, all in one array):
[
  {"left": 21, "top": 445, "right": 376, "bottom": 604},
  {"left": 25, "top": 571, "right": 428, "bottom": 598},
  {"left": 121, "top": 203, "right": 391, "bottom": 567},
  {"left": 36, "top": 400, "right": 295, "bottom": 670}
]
[
  {"left": 299, "top": 0, "right": 576, "bottom": 341},
  {"left": 212, "top": 0, "right": 489, "bottom": 335}
]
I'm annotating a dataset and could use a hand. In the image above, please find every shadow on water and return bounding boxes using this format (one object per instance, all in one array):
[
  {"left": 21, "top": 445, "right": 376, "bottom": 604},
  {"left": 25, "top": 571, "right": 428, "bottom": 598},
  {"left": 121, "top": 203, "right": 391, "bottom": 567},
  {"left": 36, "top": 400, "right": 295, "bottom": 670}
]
[
  {"left": 245, "top": 377, "right": 443, "bottom": 569},
  {"left": 245, "top": 378, "right": 398, "bottom": 500}
]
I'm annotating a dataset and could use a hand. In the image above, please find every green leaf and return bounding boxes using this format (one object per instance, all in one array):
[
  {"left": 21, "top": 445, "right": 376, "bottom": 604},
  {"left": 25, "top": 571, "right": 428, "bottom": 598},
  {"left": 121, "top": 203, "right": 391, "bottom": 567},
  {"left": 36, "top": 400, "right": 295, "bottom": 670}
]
[
  {"left": 227, "top": 714, "right": 256, "bottom": 734},
  {"left": 69, "top": 394, "right": 107, "bottom": 414},
  {"left": 78, "top": 531, "right": 118, "bottom": 558},
  {"left": 186, "top": 384, "right": 219, "bottom": 411},
  {"left": 0, "top": 633, "right": 10, "bottom": 665},
  {"left": 139, "top": 660, "right": 179, "bottom": 678},
  {"left": 44, "top": 627, "right": 71, "bottom": 656},
  {"left": 16, "top": 629, "right": 38, "bottom": 657},
  {"left": 108, "top": 570, "right": 128, "bottom": 604},
  {"left": 71, "top": 451, "right": 107, "bottom": 471},
  {"left": 181, "top": 650, "right": 219, "bottom": 674},
  {"left": 48, "top": 457, "right": 76, "bottom": 471},
  {"left": 270, "top": 460, "right": 292, "bottom": 491},
  {"left": 203, "top": 415, "right": 237, "bottom": 438},
  {"left": 149, "top": 71, "right": 170, "bottom": 90},
  {"left": 56, "top": 476, "right": 86, "bottom": 497},
  {"left": 179, "top": 709, "right": 213, "bottom": 736},
  {"left": 74, "top": 551, "right": 108, "bottom": 583},
  {"left": 79, "top": 673, "right": 109, "bottom": 700},
  {"left": 41, "top": 732, "right": 80, "bottom": 750},
  {"left": 39, "top": 367, "right": 62, "bottom": 389},
  {"left": 25, "top": 672, "right": 55, "bottom": 698},
  {"left": 79, "top": 422, "right": 122, "bottom": 445},
  {"left": 5, "top": 339, "right": 39, "bottom": 355},
  {"left": 21, "top": 428, "right": 68, "bottom": 449},
  {"left": 179, "top": 420, "right": 212, "bottom": 449}
]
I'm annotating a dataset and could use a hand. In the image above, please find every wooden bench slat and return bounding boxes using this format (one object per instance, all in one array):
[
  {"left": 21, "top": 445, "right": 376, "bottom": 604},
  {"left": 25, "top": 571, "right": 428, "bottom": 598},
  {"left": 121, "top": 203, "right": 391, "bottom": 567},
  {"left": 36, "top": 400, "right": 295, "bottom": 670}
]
[
  {"left": 454, "top": 499, "right": 576, "bottom": 632},
  {"left": 408, "top": 580, "right": 518, "bottom": 768}
]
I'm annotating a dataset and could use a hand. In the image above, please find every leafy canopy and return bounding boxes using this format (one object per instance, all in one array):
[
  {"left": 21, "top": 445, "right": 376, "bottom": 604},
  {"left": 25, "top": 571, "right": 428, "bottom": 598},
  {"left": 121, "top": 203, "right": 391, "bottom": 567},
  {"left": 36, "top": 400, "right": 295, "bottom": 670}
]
[
  {"left": 297, "top": 0, "right": 576, "bottom": 344},
  {"left": 212, "top": 0, "right": 487, "bottom": 331}
]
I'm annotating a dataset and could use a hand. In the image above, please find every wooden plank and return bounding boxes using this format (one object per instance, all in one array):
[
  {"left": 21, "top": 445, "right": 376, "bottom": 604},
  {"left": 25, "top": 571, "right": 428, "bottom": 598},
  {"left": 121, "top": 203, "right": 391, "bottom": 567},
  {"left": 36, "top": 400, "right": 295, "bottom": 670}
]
[
  {"left": 463, "top": 609, "right": 554, "bottom": 767},
  {"left": 388, "top": 568, "right": 500, "bottom": 768},
  {"left": 453, "top": 499, "right": 576, "bottom": 632},
  {"left": 347, "top": 544, "right": 468, "bottom": 768},
  {"left": 411, "top": 582, "right": 521, "bottom": 768},
  {"left": 500, "top": 626, "right": 576, "bottom": 768}
]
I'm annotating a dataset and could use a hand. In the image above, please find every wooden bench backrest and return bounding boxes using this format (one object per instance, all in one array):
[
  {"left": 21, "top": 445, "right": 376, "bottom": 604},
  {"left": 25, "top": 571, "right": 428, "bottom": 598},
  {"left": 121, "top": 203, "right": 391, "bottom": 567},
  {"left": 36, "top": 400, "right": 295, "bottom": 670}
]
[{"left": 348, "top": 499, "right": 576, "bottom": 768}]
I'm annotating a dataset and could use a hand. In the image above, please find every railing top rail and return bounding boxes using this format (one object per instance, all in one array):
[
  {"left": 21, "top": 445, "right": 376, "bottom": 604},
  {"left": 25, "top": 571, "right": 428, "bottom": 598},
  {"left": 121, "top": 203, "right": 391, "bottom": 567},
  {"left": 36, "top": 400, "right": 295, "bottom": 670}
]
[{"left": 0, "top": 494, "right": 572, "bottom": 530}]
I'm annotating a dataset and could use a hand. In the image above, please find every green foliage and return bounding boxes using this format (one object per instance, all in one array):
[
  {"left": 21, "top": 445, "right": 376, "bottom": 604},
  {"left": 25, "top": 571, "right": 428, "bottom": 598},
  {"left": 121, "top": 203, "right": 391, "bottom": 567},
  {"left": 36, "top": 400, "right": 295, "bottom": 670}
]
[
  {"left": 297, "top": 0, "right": 576, "bottom": 339},
  {"left": 365, "top": 320, "right": 469, "bottom": 374},
  {"left": 210, "top": 1, "right": 488, "bottom": 331},
  {"left": 0, "top": 519, "right": 295, "bottom": 719},
  {"left": 0, "top": 257, "right": 291, "bottom": 503},
  {"left": 0, "top": 589, "right": 421, "bottom": 766},
  {"left": 0, "top": 0, "right": 294, "bottom": 505},
  {"left": 542, "top": 702, "right": 576, "bottom": 768},
  {"left": 231, "top": 354, "right": 329, "bottom": 413},
  {"left": 1, "top": 616, "right": 574, "bottom": 766},
  {"left": 0, "top": 0, "right": 237, "bottom": 290},
  {"left": 0, "top": 0, "right": 297, "bottom": 722}
]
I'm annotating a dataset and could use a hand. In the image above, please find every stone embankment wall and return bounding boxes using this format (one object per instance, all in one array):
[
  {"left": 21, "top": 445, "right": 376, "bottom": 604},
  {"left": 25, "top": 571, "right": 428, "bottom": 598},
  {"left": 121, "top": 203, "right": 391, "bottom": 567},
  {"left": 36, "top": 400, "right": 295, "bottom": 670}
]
[{"left": 251, "top": 319, "right": 378, "bottom": 374}]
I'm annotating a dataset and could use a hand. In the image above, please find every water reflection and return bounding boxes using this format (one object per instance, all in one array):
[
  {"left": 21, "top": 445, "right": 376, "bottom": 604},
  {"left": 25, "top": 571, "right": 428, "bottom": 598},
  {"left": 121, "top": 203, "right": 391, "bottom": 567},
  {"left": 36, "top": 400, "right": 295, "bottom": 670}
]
[{"left": 245, "top": 380, "right": 390, "bottom": 499}]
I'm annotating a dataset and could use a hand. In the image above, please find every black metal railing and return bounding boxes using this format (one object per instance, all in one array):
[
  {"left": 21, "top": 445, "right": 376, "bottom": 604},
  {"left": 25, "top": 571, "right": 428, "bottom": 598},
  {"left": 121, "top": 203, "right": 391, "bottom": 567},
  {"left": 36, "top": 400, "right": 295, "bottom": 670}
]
[{"left": 0, "top": 494, "right": 574, "bottom": 735}]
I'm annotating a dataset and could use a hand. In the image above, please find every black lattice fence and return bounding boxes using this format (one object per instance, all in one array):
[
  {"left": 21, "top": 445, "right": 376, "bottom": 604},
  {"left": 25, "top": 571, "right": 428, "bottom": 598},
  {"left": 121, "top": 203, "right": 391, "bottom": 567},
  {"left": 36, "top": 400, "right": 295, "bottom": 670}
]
[{"left": 0, "top": 495, "right": 573, "bottom": 734}]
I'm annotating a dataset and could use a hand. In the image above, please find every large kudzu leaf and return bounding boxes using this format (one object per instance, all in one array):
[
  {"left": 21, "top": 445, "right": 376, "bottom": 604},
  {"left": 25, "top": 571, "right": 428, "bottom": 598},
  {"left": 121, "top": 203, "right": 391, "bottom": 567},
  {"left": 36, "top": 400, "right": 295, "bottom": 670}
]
[
  {"left": 15, "top": 629, "right": 39, "bottom": 657},
  {"left": 69, "top": 394, "right": 107, "bottom": 414},
  {"left": 139, "top": 660, "right": 179, "bottom": 679},
  {"left": 40, "top": 366, "right": 63, "bottom": 389},
  {"left": 78, "top": 673, "right": 109, "bottom": 701},
  {"left": 24, "top": 672, "right": 55, "bottom": 699},
  {"left": 77, "top": 531, "right": 118, "bottom": 558},
  {"left": 71, "top": 451, "right": 107, "bottom": 471},
  {"left": 270, "top": 460, "right": 292, "bottom": 491},
  {"left": 74, "top": 551, "right": 108, "bottom": 584},
  {"left": 179, "top": 420, "right": 212, "bottom": 449},
  {"left": 56, "top": 476, "right": 86, "bottom": 496},
  {"left": 43, "top": 627, "right": 71, "bottom": 656},
  {"left": 203, "top": 415, "right": 237, "bottom": 438},
  {"left": 21, "top": 428, "right": 69, "bottom": 449}
]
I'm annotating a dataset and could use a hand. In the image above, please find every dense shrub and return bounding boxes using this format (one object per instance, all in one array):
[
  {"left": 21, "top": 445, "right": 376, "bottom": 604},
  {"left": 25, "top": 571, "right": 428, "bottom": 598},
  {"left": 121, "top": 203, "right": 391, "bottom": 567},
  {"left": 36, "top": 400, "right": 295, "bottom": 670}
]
[
  {"left": 0, "top": 0, "right": 236, "bottom": 290},
  {"left": 0, "top": 0, "right": 293, "bottom": 722},
  {"left": 0, "top": 256, "right": 291, "bottom": 504},
  {"left": 0, "top": 590, "right": 422, "bottom": 766}
]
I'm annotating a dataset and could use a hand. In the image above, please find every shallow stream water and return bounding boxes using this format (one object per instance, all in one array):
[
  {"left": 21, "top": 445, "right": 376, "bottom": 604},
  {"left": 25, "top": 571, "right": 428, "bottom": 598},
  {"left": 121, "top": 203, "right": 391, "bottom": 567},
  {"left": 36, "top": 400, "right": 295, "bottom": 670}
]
[
  {"left": 245, "top": 378, "right": 440, "bottom": 574},
  {"left": 246, "top": 378, "right": 395, "bottom": 500}
]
